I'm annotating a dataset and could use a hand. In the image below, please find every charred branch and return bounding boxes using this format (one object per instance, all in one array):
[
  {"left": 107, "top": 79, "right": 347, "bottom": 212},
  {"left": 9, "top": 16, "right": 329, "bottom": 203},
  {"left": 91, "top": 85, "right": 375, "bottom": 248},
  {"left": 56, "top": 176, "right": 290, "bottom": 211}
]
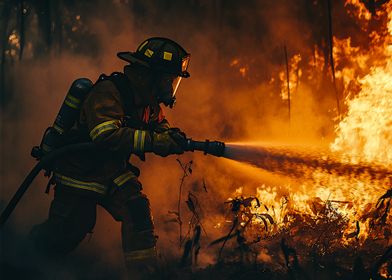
[{"left": 326, "top": 0, "right": 341, "bottom": 117}]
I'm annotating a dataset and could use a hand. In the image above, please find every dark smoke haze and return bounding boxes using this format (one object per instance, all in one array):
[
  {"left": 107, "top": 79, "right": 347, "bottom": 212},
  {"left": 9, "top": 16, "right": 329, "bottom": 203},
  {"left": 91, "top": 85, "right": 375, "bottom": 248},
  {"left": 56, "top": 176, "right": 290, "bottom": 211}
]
[{"left": 0, "top": 0, "right": 378, "bottom": 278}]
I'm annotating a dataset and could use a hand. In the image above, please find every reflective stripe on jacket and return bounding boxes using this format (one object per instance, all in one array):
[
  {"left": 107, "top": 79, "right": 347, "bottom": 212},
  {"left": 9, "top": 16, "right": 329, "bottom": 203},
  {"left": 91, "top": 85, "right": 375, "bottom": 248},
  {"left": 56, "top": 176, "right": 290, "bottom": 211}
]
[{"left": 54, "top": 170, "right": 137, "bottom": 194}]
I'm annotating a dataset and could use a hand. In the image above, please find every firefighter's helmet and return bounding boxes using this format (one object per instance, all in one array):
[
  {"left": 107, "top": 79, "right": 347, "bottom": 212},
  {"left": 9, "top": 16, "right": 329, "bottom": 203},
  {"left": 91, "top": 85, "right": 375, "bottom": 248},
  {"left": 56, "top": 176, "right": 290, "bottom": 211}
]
[
  {"left": 117, "top": 37, "right": 190, "bottom": 78},
  {"left": 118, "top": 37, "right": 190, "bottom": 107}
]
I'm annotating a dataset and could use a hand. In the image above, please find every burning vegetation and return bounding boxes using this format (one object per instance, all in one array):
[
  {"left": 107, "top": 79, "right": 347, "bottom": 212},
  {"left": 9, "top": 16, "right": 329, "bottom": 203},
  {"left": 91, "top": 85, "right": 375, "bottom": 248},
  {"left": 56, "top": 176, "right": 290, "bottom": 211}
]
[
  {"left": 1, "top": 0, "right": 392, "bottom": 279},
  {"left": 178, "top": 1, "right": 392, "bottom": 278}
]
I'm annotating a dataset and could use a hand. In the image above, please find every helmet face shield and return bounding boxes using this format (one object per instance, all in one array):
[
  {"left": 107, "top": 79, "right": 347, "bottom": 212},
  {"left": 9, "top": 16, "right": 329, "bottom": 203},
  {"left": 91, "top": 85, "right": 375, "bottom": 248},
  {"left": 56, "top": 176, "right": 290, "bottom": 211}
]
[
  {"left": 156, "top": 74, "right": 183, "bottom": 108},
  {"left": 180, "top": 56, "right": 190, "bottom": 77}
]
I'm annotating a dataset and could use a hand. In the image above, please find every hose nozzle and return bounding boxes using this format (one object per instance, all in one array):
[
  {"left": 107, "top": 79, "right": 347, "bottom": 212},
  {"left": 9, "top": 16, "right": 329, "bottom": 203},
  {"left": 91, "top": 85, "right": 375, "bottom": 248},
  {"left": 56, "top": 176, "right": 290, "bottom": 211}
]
[
  {"left": 184, "top": 139, "right": 225, "bottom": 157},
  {"left": 166, "top": 129, "right": 225, "bottom": 157}
]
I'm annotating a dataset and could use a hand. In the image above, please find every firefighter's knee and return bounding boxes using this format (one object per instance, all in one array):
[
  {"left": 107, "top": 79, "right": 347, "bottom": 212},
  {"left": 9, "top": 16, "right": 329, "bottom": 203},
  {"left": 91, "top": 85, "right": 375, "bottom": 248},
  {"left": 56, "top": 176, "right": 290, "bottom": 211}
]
[
  {"left": 120, "top": 193, "right": 157, "bottom": 252},
  {"left": 127, "top": 193, "right": 154, "bottom": 232}
]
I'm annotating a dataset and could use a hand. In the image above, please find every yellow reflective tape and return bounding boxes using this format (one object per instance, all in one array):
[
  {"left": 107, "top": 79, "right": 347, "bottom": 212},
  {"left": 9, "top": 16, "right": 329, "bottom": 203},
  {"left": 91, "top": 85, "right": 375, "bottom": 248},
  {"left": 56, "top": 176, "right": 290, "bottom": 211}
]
[
  {"left": 90, "top": 124, "right": 117, "bottom": 140},
  {"left": 138, "top": 40, "right": 149, "bottom": 51},
  {"left": 55, "top": 174, "right": 105, "bottom": 189},
  {"left": 66, "top": 94, "right": 81, "bottom": 104},
  {"left": 54, "top": 173, "right": 107, "bottom": 194},
  {"left": 133, "top": 129, "right": 146, "bottom": 153},
  {"left": 64, "top": 99, "right": 78, "bottom": 109},
  {"left": 133, "top": 130, "right": 140, "bottom": 151},
  {"left": 90, "top": 120, "right": 120, "bottom": 140},
  {"left": 114, "top": 171, "right": 135, "bottom": 186},
  {"left": 57, "top": 181, "right": 106, "bottom": 194},
  {"left": 91, "top": 120, "right": 120, "bottom": 135},
  {"left": 144, "top": 49, "right": 154, "bottom": 58},
  {"left": 53, "top": 124, "right": 64, "bottom": 134},
  {"left": 140, "top": 130, "right": 146, "bottom": 151},
  {"left": 163, "top": 51, "right": 172, "bottom": 61},
  {"left": 65, "top": 95, "right": 81, "bottom": 109},
  {"left": 124, "top": 247, "right": 156, "bottom": 261},
  {"left": 137, "top": 130, "right": 143, "bottom": 151}
]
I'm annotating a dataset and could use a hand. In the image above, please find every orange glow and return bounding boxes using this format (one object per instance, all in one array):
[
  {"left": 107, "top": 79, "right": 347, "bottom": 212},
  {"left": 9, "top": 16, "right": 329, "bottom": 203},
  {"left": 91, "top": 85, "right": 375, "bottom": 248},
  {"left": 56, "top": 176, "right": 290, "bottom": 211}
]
[
  {"left": 225, "top": 1, "right": 392, "bottom": 249},
  {"left": 230, "top": 58, "right": 249, "bottom": 78},
  {"left": 279, "top": 54, "right": 302, "bottom": 100},
  {"left": 344, "top": 0, "right": 372, "bottom": 22}
]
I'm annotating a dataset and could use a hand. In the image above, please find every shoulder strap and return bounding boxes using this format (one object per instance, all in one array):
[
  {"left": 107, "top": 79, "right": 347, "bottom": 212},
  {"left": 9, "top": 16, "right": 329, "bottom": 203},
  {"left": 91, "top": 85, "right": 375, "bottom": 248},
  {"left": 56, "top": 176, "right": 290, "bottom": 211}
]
[
  {"left": 96, "top": 72, "right": 135, "bottom": 115},
  {"left": 96, "top": 72, "right": 151, "bottom": 130}
]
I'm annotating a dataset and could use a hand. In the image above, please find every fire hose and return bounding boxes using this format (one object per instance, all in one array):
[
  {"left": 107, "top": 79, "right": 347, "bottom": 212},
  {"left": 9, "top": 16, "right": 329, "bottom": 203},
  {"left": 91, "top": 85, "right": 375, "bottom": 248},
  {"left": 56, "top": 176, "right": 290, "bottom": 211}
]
[{"left": 0, "top": 139, "right": 225, "bottom": 229}]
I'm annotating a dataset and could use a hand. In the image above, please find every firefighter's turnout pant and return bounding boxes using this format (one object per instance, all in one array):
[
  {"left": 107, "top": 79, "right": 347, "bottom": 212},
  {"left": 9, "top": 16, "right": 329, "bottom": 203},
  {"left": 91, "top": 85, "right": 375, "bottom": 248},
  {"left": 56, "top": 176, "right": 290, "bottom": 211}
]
[{"left": 30, "top": 179, "right": 157, "bottom": 267}]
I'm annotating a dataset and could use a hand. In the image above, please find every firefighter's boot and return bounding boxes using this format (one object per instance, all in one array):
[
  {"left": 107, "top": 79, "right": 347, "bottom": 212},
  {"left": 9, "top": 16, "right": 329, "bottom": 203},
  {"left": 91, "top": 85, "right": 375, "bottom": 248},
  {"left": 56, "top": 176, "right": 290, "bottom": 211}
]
[{"left": 124, "top": 246, "right": 158, "bottom": 279}]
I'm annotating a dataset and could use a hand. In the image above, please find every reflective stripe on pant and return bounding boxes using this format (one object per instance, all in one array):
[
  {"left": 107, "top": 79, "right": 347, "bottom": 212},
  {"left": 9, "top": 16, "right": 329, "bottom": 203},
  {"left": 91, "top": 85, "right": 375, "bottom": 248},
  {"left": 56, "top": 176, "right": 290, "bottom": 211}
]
[
  {"left": 124, "top": 247, "right": 157, "bottom": 262},
  {"left": 30, "top": 179, "right": 156, "bottom": 258},
  {"left": 53, "top": 170, "right": 137, "bottom": 195}
]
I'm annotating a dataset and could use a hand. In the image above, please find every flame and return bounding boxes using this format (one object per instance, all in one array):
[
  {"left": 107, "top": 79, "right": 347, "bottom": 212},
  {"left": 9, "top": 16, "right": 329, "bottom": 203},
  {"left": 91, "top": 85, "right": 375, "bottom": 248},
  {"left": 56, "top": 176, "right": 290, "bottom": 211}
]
[
  {"left": 230, "top": 58, "right": 239, "bottom": 66},
  {"left": 221, "top": 1, "right": 392, "bottom": 254},
  {"left": 279, "top": 53, "right": 302, "bottom": 100},
  {"left": 5, "top": 30, "right": 21, "bottom": 58},
  {"left": 8, "top": 31, "right": 20, "bottom": 47},
  {"left": 230, "top": 58, "right": 249, "bottom": 78},
  {"left": 239, "top": 67, "right": 247, "bottom": 77},
  {"left": 344, "top": 0, "right": 372, "bottom": 22},
  {"left": 332, "top": 2, "right": 392, "bottom": 166},
  {"left": 307, "top": 46, "right": 325, "bottom": 80},
  {"left": 331, "top": 58, "right": 392, "bottom": 166}
]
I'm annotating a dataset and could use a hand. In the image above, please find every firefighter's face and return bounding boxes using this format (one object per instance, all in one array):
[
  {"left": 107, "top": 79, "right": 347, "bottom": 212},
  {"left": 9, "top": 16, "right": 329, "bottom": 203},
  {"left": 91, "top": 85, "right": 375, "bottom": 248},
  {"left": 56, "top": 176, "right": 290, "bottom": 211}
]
[{"left": 155, "top": 74, "right": 182, "bottom": 108}]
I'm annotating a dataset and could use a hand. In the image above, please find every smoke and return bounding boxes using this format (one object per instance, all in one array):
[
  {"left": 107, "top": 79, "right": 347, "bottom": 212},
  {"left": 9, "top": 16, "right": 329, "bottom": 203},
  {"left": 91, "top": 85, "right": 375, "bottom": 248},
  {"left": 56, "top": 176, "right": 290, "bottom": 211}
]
[{"left": 1, "top": 0, "right": 382, "bottom": 278}]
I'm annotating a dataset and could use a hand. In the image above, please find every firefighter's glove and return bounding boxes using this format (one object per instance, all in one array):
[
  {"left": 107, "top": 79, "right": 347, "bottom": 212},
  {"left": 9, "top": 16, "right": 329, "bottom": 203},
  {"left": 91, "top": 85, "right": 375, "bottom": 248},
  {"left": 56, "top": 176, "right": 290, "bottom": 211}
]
[
  {"left": 167, "top": 128, "right": 187, "bottom": 149},
  {"left": 152, "top": 119, "right": 171, "bottom": 133},
  {"left": 148, "top": 130, "right": 184, "bottom": 157}
]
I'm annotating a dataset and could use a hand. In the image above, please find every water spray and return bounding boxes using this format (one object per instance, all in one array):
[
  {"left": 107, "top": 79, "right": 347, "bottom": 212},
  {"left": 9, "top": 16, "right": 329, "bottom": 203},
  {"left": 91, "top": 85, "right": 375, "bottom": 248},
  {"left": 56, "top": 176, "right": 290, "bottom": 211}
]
[
  {"left": 185, "top": 139, "right": 391, "bottom": 182},
  {"left": 223, "top": 143, "right": 392, "bottom": 182}
]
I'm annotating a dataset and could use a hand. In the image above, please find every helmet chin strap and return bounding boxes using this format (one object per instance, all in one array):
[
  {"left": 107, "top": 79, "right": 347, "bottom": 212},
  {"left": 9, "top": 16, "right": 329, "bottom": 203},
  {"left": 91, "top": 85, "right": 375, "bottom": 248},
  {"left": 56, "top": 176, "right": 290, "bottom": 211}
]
[
  {"left": 151, "top": 72, "right": 177, "bottom": 108},
  {"left": 157, "top": 93, "right": 175, "bottom": 108},
  {"left": 168, "top": 96, "right": 176, "bottom": 108}
]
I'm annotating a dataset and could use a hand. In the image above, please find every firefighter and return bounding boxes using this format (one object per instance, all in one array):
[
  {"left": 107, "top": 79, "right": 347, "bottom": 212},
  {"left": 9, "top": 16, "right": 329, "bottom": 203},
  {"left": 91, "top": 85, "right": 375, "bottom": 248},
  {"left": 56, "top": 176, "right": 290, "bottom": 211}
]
[{"left": 29, "top": 37, "right": 191, "bottom": 278}]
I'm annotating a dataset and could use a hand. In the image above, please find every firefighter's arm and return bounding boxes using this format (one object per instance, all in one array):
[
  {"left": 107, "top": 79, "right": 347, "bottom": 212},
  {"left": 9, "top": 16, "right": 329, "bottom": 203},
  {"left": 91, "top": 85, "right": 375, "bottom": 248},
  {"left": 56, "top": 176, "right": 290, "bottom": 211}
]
[
  {"left": 151, "top": 106, "right": 188, "bottom": 152},
  {"left": 84, "top": 81, "right": 183, "bottom": 157},
  {"left": 84, "top": 81, "right": 142, "bottom": 156}
]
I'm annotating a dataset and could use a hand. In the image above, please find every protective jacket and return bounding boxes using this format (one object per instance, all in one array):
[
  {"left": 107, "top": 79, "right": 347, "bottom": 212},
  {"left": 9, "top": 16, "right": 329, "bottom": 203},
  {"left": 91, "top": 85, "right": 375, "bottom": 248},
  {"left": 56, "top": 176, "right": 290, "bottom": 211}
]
[{"left": 54, "top": 73, "right": 170, "bottom": 195}]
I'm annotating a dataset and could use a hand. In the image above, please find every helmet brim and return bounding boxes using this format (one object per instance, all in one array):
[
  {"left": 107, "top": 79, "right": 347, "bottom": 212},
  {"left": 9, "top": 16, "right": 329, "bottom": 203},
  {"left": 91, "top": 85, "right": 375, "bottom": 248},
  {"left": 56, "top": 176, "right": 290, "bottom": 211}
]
[
  {"left": 117, "top": 51, "right": 190, "bottom": 78},
  {"left": 117, "top": 51, "right": 150, "bottom": 68}
]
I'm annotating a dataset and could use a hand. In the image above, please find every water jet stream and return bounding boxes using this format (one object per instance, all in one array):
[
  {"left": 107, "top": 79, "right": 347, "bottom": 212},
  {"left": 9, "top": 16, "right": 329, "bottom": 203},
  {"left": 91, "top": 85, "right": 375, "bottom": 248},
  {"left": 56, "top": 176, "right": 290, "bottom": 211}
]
[{"left": 223, "top": 143, "right": 392, "bottom": 183}]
